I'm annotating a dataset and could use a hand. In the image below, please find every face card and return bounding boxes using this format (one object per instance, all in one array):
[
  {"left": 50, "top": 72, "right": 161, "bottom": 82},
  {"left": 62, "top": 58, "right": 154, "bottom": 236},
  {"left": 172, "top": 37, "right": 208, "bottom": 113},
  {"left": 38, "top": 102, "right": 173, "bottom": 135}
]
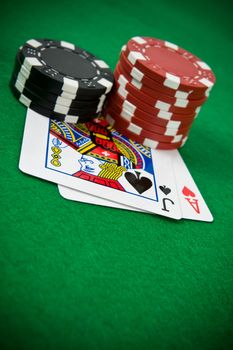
[
  {"left": 58, "top": 150, "right": 213, "bottom": 222},
  {"left": 19, "top": 109, "right": 182, "bottom": 219}
]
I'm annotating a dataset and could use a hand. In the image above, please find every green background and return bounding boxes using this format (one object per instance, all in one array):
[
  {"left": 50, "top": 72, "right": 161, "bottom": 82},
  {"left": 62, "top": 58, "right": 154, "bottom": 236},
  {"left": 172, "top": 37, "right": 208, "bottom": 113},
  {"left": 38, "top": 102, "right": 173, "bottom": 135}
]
[{"left": 0, "top": 0, "right": 233, "bottom": 349}]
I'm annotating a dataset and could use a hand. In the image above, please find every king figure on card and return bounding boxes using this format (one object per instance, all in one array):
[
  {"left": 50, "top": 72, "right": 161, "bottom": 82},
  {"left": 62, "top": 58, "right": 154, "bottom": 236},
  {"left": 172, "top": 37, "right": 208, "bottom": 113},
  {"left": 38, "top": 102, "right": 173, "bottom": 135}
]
[
  {"left": 49, "top": 117, "right": 156, "bottom": 195},
  {"left": 73, "top": 155, "right": 126, "bottom": 191}
]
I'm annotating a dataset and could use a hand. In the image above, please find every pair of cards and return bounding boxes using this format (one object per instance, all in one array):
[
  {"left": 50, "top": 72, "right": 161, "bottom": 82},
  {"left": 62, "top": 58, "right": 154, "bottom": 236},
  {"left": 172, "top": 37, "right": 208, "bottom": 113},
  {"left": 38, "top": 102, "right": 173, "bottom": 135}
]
[{"left": 19, "top": 109, "right": 213, "bottom": 221}]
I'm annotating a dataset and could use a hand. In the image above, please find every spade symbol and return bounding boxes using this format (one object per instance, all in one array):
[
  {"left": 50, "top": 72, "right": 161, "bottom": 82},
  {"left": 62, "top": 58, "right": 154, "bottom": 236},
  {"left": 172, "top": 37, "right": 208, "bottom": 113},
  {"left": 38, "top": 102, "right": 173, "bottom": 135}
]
[
  {"left": 125, "top": 171, "right": 152, "bottom": 194},
  {"left": 159, "top": 185, "right": 171, "bottom": 195}
]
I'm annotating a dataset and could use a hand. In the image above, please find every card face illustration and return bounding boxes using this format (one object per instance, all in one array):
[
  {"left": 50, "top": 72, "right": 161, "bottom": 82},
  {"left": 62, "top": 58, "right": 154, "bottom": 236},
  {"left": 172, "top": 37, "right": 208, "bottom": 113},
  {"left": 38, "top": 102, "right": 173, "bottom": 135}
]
[{"left": 19, "top": 109, "right": 182, "bottom": 219}]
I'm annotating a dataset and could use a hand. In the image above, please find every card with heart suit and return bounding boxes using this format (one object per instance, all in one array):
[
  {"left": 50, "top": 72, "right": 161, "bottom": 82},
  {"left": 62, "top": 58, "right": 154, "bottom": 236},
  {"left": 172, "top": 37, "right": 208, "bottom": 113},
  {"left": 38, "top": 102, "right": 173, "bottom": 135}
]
[
  {"left": 58, "top": 151, "right": 213, "bottom": 222},
  {"left": 171, "top": 151, "right": 213, "bottom": 221},
  {"left": 19, "top": 109, "right": 182, "bottom": 219}
]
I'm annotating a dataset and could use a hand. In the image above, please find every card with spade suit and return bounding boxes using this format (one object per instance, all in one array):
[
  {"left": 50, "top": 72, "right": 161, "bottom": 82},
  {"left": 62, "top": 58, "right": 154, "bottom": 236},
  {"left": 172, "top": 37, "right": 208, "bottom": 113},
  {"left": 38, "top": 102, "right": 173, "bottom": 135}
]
[
  {"left": 59, "top": 150, "right": 213, "bottom": 222},
  {"left": 19, "top": 109, "right": 182, "bottom": 219}
]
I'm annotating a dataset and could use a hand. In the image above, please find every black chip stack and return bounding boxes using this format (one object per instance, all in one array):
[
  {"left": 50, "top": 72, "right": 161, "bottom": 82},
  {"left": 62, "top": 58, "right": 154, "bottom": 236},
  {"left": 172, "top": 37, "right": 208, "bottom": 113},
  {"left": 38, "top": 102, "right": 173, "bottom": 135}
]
[{"left": 10, "top": 39, "right": 114, "bottom": 123}]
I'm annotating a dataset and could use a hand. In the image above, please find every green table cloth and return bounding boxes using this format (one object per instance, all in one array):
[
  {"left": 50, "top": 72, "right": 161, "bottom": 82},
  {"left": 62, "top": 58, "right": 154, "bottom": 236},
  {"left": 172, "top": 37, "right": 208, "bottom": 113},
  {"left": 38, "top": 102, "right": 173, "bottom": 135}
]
[{"left": 0, "top": 0, "right": 232, "bottom": 349}]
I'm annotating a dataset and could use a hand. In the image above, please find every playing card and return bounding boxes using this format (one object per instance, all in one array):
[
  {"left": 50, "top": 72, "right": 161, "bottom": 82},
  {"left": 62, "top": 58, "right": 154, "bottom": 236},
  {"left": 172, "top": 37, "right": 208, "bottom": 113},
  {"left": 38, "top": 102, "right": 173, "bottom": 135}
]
[
  {"left": 170, "top": 150, "right": 213, "bottom": 222},
  {"left": 19, "top": 109, "right": 182, "bottom": 219},
  {"left": 59, "top": 150, "right": 213, "bottom": 222},
  {"left": 58, "top": 184, "right": 142, "bottom": 211}
]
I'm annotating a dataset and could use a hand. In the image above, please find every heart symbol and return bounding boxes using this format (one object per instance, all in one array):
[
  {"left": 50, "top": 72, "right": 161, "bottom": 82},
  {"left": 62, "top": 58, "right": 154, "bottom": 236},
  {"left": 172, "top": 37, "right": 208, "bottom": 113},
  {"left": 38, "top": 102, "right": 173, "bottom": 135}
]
[
  {"left": 125, "top": 171, "right": 152, "bottom": 194},
  {"left": 159, "top": 185, "right": 171, "bottom": 195},
  {"left": 182, "top": 186, "right": 195, "bottom": 197}
]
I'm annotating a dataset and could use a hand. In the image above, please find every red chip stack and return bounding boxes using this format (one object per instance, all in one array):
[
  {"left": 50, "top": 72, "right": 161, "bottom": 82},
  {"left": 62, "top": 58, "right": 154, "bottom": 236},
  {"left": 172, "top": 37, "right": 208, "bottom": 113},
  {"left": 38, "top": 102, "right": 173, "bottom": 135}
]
[{"left": 103, "top": 36, "right": 216, "bottom": 149}]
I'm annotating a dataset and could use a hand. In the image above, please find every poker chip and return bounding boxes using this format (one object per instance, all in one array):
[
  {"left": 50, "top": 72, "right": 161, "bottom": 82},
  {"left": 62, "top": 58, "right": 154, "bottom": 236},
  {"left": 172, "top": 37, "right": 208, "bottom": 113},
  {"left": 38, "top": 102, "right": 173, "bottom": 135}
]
[
  {"left": 13, "top": 70, "right": 107, "bottom": 105},
  {"left": 115, "top": 61, "right": 209, "bottom": 101},
  {"left": 17, "top": 39, "right": 114, "bottom": 95},
  {"left": 103, "top": 108, "right": 189, "bottom": 143},
  {"left": 114, "top": 64, "right": 208, "bottom": 109},
  {"left": 120, "top": 49, "right": 211, "bottom": 100},
  {"left": 109, "top": 89, "right": 201, "bottom": 117},
  {"left": 107, "top": 92, "right": 198, "bottom": 125},
  {"left": 124, "top": 37, "right": 216, "bottom": 94},
  {"left": 103, "top": 36, "right": 215, "bottom": 149},
  {"left": 107, "top": 103, "right": 195, "bottom": 129},
  {"left": 106, "top": 104, "right": 192, "bottom": 135},
  {"left": 11, "top": 75, "right": 105, "bottom": 115},
  {"left": 10, "top": 38, "right": 114, "bottom": 122},
  {"left": 105, "top": 112, "right": 187, "bottom": 150},
  {"left": 10, "top": 82, "right": 100, "bottom": 123},
  {"left": 13, "top": 51, "right": 110, "bottom": 101},
  {"left": 114, "top": 83, "right": 203, "bottom": 115}
]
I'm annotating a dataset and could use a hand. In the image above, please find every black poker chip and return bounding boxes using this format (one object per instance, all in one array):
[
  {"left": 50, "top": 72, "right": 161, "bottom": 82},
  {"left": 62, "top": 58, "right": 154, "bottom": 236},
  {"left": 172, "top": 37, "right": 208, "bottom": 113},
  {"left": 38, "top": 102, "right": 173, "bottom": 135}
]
[
  {"left": 10, "top": 83, "right": 100, "bottom": 123},
  {"left": 12, "top": 52, "right": 110, "bottom": 101},
  {"left": 10, "top": 73, "right": 106, "bottom": 112},
  {"left": 11, "top": 69, "right": 105, "bottom": 104},
  {"left": 10, "top": 38, "right": 114, "bottom": 122},
  {"left": 17, "top": 39, "right": 114, "bottom": 97}
]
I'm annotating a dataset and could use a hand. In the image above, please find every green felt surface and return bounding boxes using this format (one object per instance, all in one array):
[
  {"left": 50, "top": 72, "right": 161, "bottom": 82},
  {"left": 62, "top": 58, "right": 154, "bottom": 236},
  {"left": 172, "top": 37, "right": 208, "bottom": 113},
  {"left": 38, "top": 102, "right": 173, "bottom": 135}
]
[{"left": 0, "top": 0, "right": 233, "bottom": 349}]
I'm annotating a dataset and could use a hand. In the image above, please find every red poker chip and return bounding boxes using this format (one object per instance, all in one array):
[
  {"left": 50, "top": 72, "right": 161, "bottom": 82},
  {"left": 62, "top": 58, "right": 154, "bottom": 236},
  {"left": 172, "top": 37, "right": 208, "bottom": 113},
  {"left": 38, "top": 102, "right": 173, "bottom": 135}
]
[
  {"left": 124, "top": 37, "right": 216, "bottom": 93},
  {"left": 108, "top": 84, "right": 200, "bottom": 116},
  {"left": 104, "top": 106, "right": 189, "bottom": 143},
  {"left": 120, "top": 50, "right": 210, "bottom": 100},
  {"left": 104, "top": 112, "right": 187, "bottom": 150},
  {"left": 106, "top": 93, "right": 197, "bottom": 128},
  {"left": 112, "top": 85, "right": 200, "bottom": 115},
  {"left": 106, "top": 103, "right": 192, "bottom": 136},
  {"left": 114, "top": 69, "right": 207, "bottom": 111},
  {"left": 115, "top": 62, "right": 209, "bottom": 102}
]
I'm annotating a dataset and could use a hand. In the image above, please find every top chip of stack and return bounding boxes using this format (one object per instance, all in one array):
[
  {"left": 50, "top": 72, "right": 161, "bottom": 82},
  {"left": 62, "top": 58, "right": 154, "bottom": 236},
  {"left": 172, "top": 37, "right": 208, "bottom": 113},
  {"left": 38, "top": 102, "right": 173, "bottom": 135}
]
[
  {"left": 103, "top": 36, "right": 216, "bottom": 150},
  {"left": 10, "top": 39, "right": 114, "bottom": 123}
]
